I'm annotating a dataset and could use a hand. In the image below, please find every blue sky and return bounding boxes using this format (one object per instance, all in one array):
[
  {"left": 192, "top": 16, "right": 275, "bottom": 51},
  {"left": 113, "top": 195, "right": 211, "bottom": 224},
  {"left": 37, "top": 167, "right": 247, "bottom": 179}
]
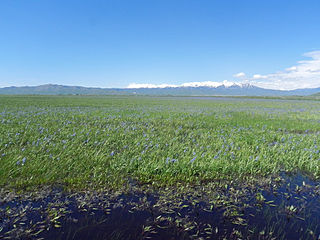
[{"left": 1, "top": 0, "right": 320, "bottom": 90}]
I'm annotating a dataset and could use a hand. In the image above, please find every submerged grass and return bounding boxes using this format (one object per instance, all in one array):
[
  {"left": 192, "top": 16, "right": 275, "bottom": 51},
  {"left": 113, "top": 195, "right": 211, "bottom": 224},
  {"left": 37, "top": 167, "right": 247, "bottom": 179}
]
[{"left": 0, "top": 95, "right": 320, "bottom": 191}]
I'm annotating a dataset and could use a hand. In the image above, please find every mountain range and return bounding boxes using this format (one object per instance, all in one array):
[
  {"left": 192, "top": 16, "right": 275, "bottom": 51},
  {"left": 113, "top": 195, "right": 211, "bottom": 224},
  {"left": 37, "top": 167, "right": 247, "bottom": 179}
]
[{"left": 0, "top": 83, "right": 320, "bottom": 96}]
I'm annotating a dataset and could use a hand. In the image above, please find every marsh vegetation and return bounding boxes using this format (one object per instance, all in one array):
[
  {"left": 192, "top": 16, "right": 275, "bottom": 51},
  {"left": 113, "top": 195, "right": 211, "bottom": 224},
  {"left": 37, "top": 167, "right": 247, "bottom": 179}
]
[{"left": 1, "top": 95, "right": 320, "bottom": 239}]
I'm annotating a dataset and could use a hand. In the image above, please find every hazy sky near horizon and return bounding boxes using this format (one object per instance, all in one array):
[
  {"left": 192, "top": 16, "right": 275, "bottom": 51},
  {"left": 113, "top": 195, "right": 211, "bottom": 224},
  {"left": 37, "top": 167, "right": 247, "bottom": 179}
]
[{"left": 1, "top": 0, "right": 320, "bottom": 90}]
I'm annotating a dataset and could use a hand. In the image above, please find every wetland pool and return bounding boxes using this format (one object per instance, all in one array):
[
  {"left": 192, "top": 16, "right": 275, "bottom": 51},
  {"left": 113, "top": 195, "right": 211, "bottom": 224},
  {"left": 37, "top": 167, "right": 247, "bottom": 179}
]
[{"left": 1, "top": 172, "right": 320, "bottom": 240}]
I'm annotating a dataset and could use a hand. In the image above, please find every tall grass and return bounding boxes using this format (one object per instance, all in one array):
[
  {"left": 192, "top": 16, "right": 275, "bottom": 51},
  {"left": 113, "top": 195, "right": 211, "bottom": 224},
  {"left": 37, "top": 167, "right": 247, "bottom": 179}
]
[{"left": 0, "top": 95, "right": 319, "bottom": 190}]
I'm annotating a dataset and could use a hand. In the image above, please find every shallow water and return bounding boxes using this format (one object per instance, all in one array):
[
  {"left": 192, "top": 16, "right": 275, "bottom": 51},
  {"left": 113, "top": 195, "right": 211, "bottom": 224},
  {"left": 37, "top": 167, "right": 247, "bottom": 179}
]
[
  {"left": 1, "top": 173, "right": 320, "bottom": 240},
  {"left": 168, "top": 96, "right": 320, "bottom": 103}
]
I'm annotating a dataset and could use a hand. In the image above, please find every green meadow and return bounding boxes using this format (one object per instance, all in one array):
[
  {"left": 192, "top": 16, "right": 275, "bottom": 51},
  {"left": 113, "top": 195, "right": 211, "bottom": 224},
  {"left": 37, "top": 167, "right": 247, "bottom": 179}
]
[{"left": 1, "top": 95, "right": 320, "bottom": 191}]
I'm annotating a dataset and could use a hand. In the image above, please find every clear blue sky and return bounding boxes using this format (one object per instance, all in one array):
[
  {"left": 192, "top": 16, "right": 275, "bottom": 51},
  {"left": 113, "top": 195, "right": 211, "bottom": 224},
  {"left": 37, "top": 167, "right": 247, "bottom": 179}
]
[{"left": 1, "top": 0, "right": 320, "bottom": 89}]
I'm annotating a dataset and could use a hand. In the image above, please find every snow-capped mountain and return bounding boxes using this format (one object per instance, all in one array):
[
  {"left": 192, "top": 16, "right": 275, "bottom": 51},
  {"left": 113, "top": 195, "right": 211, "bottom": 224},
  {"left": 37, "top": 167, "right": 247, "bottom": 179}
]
[{"left": 127, "top": 80, "right": 254, "bottom": 89}]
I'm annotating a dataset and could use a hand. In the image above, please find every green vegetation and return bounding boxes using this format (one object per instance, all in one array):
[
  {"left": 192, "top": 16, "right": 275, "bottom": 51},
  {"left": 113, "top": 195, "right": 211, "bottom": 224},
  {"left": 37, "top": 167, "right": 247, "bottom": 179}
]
[{"left": 1, "top": 95, "right": 320, "bottom": 191}]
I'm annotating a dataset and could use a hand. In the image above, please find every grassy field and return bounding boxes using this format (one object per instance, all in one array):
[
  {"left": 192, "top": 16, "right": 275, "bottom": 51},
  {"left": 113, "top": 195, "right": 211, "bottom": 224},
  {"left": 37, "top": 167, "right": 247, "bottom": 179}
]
[{"left": 1, "top": 95, "right": 320, "bottom": 191}]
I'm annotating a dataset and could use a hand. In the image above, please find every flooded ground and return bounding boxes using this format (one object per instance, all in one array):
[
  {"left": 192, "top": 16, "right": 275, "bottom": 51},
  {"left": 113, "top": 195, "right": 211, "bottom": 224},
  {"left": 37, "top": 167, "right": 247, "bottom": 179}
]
[{"left": 1, "top": 172, "right": 320, "bottom": 240}]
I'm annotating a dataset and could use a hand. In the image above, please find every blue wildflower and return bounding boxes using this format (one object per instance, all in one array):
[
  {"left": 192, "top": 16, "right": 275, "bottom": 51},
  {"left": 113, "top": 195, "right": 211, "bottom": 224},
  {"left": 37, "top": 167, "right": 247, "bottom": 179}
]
[
  {"left": 17, "top": 157, "right": 26, "bottom": 166},
  {"left": 214, "top": 150, "right": 221, "bottom": 159},
  {"left": 190, "top": 156, "right": 197, "bottom": 163}
]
